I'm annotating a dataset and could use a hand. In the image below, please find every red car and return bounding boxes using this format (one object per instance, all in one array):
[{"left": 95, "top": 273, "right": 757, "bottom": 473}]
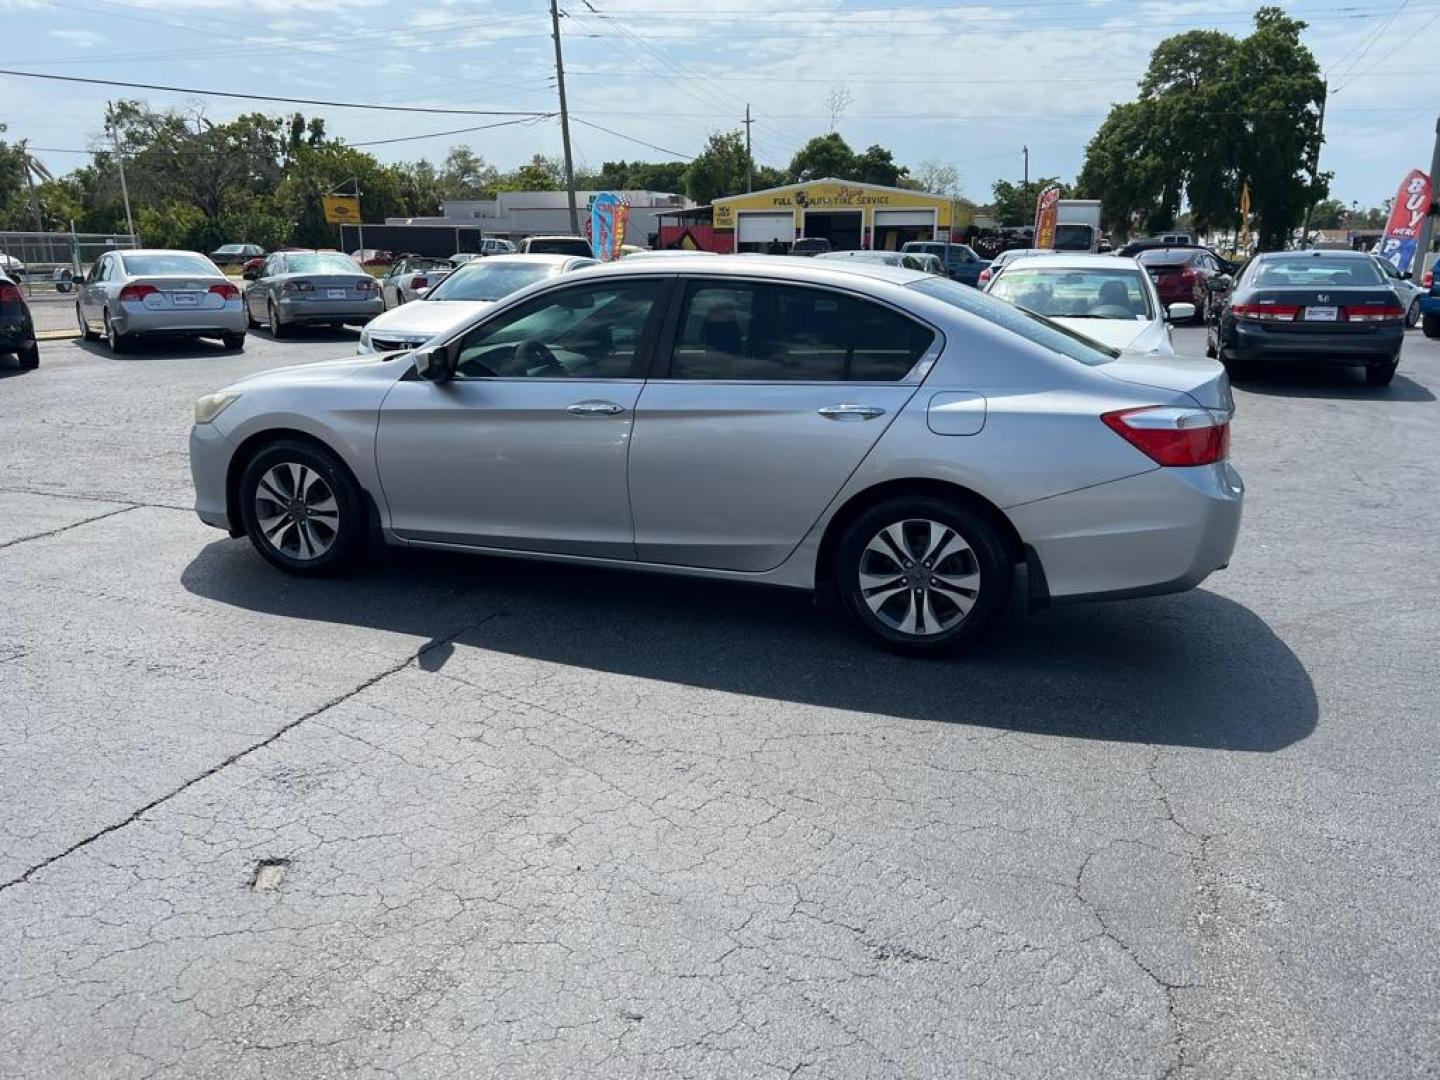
[{"left": 1136, "top": 248, "right": 1231, "bottom": 324}]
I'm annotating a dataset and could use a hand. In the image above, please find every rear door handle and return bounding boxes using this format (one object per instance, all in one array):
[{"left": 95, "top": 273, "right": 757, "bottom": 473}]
[
  {"left": 566, "top": 400, "right": 625, "bottom": 416},
  {"left": 818, "top": 403, "right": 887, "bottom": 421}
]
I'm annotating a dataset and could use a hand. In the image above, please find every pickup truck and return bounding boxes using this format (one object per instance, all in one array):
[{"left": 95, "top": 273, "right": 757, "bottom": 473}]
[{"left": 901, "top": 241, "right": 991, "bottom": 287}]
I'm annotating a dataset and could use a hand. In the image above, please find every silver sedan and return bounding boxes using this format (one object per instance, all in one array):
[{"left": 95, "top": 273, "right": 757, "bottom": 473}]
[
  {"left": 379, "top": 257, "right": 453, "bottom": 309},
  {"left": 76, "top": 249, "right": 247, "bottom": 353},
  {"left": 242, "top": 250, "right": 383, "bottom": 336},
  {"left": 190, "top": 255, "right": 1243, "bottom": 654}
]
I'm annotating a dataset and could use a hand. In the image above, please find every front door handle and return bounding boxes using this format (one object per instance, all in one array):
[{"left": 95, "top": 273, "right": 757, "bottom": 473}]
[
  {"left": 818, "top": 403, "right": 886, "bottom": 421},
  {"left": 566, "top": 400, "right": 625, "bottom": 416}
]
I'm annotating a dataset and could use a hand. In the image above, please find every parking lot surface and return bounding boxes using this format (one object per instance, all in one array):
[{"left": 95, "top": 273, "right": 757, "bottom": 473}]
[{"left": 2, "top": 325, "right": 1437, "bottom": 1078}]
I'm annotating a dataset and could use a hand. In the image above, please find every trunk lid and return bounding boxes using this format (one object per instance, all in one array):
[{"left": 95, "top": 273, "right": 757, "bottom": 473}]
[
  {"left": 1240, "top": 287, "right": 1399, "bottom": 334},
  {"left": 1101, "top": 349, "right": 1233, "bottom": 412},
  {"left": 128, "top": 274, "right": 232, "bottom": 311}
]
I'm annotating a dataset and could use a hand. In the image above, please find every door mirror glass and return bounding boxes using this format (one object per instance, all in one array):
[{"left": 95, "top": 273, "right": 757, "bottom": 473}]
[
  {"left": 1205, "top": 274, "right": 1232, "bottom": 293},
  {"left": 413, "top": 345, "right": 455, "bottom": 383},
  {"left": 241, "top": 268, "right": 256, "bottom": 281},
  {"left": 1166, "top": 302, "right": 1196, "bottom": 322}
]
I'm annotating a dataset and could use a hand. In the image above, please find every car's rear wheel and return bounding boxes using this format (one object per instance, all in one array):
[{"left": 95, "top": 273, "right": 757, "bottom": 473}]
[
  {"left": 1423, "top": 313, "right": 1440, "bottom": 339},
  {"left": 17, "top": 342, "right": 39, "bottom": 369},
  {"left": 239, "top": 440, "right": 365, "bottom": 576},
  {"left": 834, "top": 496, "right": 1011, "bottom": 656},
  {"left": 1366, "top": 359, "right": 1398, "bottom": 387},
  {"left": 76, "top": 303, "right": 99, "bottom": 341},
  {"left": 221, "top": 331, "right": 245, "bottom": 351},
  {"left": 103, "top": 309, "right": 129, "bottom": 353},
  {"left": 268, "top": 301, "right": 287, "bottom": 338},
  {"left": 1406, "top": 298, "right": 1421, "bottom": 328}
]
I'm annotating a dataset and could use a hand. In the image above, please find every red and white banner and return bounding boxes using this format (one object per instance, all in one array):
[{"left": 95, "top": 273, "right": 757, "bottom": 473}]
[
  {"left": 1034, "top": 185, "right": 1061, "bottom": 250},
  {"left": 1378, "top": 169, "right": 1432, "bottom": 272}
]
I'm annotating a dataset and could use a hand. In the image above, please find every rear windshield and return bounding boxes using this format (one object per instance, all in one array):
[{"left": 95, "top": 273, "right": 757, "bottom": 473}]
[
  {"left": 1252, "top": 256, "right": 1386, "bottom": 288},
  {"left": 426, "top": 261, "right": 558, "bottom": 301},
  {"left": 1053, "top": 223, "right": 1094, "bottom": 251},
  {"left": 910, "top": 275, "right": 1117, "bottom": 366},
  {"left": 284, "top": 253, "right": 362, "bottom": 274},
  {"left": 989, "top": 266, "right": 1153, "bottom": 320},
  {"left": 1136, "top": 249, "right": 1195, "bottom": 268},
  {"left": 526, "top": 238, "right": 592, "bottom": 256},
  {"left": 121, "top": 253, "right": 217, "bottom": 276}
]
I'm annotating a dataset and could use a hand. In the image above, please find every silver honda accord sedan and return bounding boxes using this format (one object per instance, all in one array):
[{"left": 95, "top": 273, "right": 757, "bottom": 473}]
[{"left": 190, "top": 256, "right": 1243, "bottom": 654}]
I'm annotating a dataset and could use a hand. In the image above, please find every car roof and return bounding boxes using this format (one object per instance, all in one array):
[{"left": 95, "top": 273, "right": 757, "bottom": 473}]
[
  {"left": 576, "top": 253, "right": 929, "bottom": 286},
  {"left": 1260, "top": 249, "right": 1371, "bottom": 260},
  {"left": 459, "top": 253, "right": 589, "bottom": 267},
  {"left": 526, "top": 235, "right": 587, "bottom": 242},
  {"left": 118, "top": 248, "right": 219, "bottom": 257}
]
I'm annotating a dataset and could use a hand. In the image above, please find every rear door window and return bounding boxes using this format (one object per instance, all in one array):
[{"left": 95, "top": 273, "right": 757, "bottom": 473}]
[{"left": 666, "top": 280, "right": 934, "bottom": 382}]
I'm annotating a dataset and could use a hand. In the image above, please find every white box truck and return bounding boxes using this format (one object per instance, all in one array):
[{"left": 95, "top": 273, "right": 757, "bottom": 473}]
[{"left": 1054, "top": 200, "right": 1102, "bottom": 252}]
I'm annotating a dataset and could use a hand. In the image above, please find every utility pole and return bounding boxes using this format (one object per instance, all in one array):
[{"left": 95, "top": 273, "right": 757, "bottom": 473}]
[
  {"left": 108, "top": 103, "right": 137, "bottom": 244},
  {"left": 1299, "top": 81, "right": 1328, "bottom": 248},
  {"left": 744, "top": 104, "right": 754, "bottom": 192},
  {"left": 21, "top": 146, "right": 43, "bottom": 232},
  {"left": 1023, "top": 145, "right": 1029, "bottom": 188},
  {"left": 1409, "top": 114, "right": 1440, "bottom": 282},
  {"left": 549, "top": 0, "right": 580, "bottom": 235}
]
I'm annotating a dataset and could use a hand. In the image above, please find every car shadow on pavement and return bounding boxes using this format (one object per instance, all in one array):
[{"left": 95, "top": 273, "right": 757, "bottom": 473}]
[
  {"left": 253, "top": 325, "right": 362, "bottom": 343},
  {"left": 183, "top": 540, "right": 1316, "bottom": 753},
  {"left": 75, "top": 338, "right": 240, "bottom": 361},
  {"left": 1233, "top": 366, "right": 1435, "bottom": 402}
]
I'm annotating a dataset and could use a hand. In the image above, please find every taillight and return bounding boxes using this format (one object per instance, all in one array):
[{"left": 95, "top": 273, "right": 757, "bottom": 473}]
[
  {"left": 355, "top": 278, "right": 376, "bottom": 292},
  {"left": 118, "top": 284, "right": 158, "bottom": 301},
  {"left": 1232, "top": 302, "right": 1299, "bottom": 322},
  {"left": 1178, "top": 268, "right": 1199, "bottom": 284},
  {"left": 410, "top": 276, "right": 428, "bottom": 290},
  {"left": 1424, "top": 270, "right": 1433, "bottom": 288},
  {"left": 281, "top": 280, "right": 314, "bottom": 294},
  {"left": 1102, "top": 406, "right": 1230, "bottom": 467},
  {"left": 0, "top": 282, "right": 22, "bottom": 304},
  {"left": 978, "top": 268, "right": 992, "bottom": 284},
  {"left": 1342, "top": 304, "right": 1404, "bottom": 323},
  {"left": 208, "top": 282, "right": 240, "bottom": 300}
]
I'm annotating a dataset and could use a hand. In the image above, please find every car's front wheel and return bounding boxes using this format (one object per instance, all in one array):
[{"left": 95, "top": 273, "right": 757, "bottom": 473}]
[
  {"left": 834, "top": 497, "right": 1011, "bottom": 655},
  {"left": 1407, "top": 297, "right": 1421, "bottom": 327},
  {"left": 76, "top": 303, "right": 99, "bottom": 341},
  {"left": 239, "top": 440, "right": 366, "bottom": 576}
]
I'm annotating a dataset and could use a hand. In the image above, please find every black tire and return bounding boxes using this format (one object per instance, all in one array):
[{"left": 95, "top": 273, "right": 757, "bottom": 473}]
[
  {"left": 239, "top": 439, "right": 366, "bottom": 577},
  {"left": 1204, "top": 329, "right": 1217, "bottom": 359},
  {"left": 221, "top": 331, "right": 246, "bottom": 351},
  {"left": 834, "top": 496, "right": 1012, "bottom": 656},
  {"left": 77, "top": 303, "right": 99, "bottom": 341},
  {"left": 103, "top": 309, "right": 129, "bottom": 354},
  {"left": 245, "top": 301, "right": 259, "bottom": 330},
  {"left": 1424, "top": 313, "right": 1440, "bottom": 339},
  {"left": 1406, "top": 298, "right": 1420, "bottom": 328},
  {"left": 17, "top": 342, "right": 39, "bottom": 369},
  {"left": 1366, "top": 360, "right": 1398, "bottom": 387},
  {"left": 267, "top": 301, "right": 288, "bottom": 338}
]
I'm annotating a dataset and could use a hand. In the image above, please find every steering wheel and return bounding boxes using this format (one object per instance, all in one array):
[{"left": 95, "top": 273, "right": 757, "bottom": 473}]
[
  {"left": 1089, "top": 304, "right": 1134, "bottom": 319},
  {"left": 515, "top": 339, "right": 563, "bottom": 375}
]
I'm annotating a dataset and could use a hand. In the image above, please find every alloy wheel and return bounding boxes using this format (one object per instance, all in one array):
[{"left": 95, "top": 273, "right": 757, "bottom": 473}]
[
  {"left": 253, "top": 462, "right": 340, "bottom": 560},
  {"left": 857, "top": 519, "right": 981, "bottom": 636},
  {"left": 268, "top": 302, "right": 280, "bottom": 336}
]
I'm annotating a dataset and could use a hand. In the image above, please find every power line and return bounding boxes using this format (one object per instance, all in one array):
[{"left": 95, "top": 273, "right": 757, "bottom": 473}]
[
  {"left": 348, "top": 116, "right": 553, "bottom": 148},
  {"left": 571, "top": 117, "right": 693, "bottom": 160},
  {"left": 0, "top": 69, "right": 548, "bottom": 117}
]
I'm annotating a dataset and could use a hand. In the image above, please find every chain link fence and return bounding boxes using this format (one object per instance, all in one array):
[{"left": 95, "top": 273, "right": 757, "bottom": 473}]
[{"left": 0, "top": 231, "right": 140, "bottom": 296}]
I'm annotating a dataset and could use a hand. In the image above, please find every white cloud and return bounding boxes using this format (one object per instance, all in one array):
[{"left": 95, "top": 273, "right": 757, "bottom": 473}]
[{"left": 47, "top": 28, "right": 107, "bottom": 47}]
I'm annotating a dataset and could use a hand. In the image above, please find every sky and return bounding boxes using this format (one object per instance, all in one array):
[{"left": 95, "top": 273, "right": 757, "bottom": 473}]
[{"left": 6, "top": 0, "right": 1439, "bottom": 213}]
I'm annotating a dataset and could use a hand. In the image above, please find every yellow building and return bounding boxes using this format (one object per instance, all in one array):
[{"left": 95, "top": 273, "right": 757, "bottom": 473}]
[{"left": 711, "top": 178, "right": 976, "bottom": 253}]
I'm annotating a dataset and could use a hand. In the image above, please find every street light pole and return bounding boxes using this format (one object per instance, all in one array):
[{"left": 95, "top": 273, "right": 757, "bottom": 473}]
[
  {"left": 549, "top": 0, "right": 580, "bottom": 235},
  {"left": 1409, "top": 114, "right": 1440, "bottom": 281},
  {"left": 1023, "top": 145, "right": 1029, "bottom": 188}
]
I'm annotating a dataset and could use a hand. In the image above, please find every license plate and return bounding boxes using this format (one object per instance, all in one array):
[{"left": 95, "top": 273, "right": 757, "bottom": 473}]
[
  {"left": 172, "top": 292, "right": 199, "bottom": 306},
  {"left": 1304, "top": 306, "right": 1338, "bottom": 321},
  {"left": 327, "top": 288, "right": 346, "bottom": 299}
]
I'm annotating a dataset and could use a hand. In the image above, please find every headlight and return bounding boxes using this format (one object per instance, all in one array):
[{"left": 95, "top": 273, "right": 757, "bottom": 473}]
[
  {"left": 358, "top": 329, "right": 372, "bottom": 353},
  {"left": 194, "top": 392, "right": 240, "bottom": 424}
]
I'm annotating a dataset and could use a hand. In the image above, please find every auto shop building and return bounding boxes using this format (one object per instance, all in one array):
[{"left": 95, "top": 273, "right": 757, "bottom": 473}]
[{"left": 662, "top": 179, "right": 976, "bottom": 253}]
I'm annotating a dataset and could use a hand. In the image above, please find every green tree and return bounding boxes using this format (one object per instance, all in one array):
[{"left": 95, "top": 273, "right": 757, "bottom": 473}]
[
  {"left": 1307, "top": 198, "right": 1347, "bottom": 230},
  {"left": 1078, "top": 7, "right": 1326, "bottom": 248},
  {"left": 788, "top": 133, "right": 855, "bottom": 182},
  {"left": 988, "top": 178, "right": 1070, "bottom": 226},
  {"left": 683, "top": 131, "right": 753, "bottom": 204},
  {"left": 909, "top": 160, "right": 963, "bottom": 198},
  {"left": 439, "top": 147, "right": 500, "bottom": 199},
  {"left": 851, "top": 144, "right": 907, "bottom": 187}
]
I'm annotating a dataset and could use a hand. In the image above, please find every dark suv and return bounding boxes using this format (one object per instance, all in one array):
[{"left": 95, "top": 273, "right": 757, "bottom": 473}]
[
  {"left": 0, "top": 271, "right": 39, "bottom": 369},
  {"left": 789, "top": 238, "right": 832, "bottom": 257}
]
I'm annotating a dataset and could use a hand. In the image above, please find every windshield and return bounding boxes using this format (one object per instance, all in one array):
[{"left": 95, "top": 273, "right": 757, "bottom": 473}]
[
  {"left": 1052, "top": 223, "right": 1094, "bottom": 251},
  {"left": 402, "top": 259, "right": 449, "bottom": 272},
  {"left": 1136, "top": 249, "right": 1195, "bottom": 268},
  {"left": 121, "top": 253, "right": 219, "bottom": 276},
  {"left": 214, "top": 245, "right": 243, "bottom": 254},
  {"left": 909, "top": 275, "right": 1118, "bottom": 366},
  {"left": 425, "top": 261, "right": 558, "bottom": 301},
  {"left": 989, "top": 267, "right": 1153, "bottom": 320},
  {"left": 526, "top": 238, "right": 591, "bottom": 256},
  {"left": 283, "top": 253, "right": 362, "bottom": 274},
  {"left": 1253, "top": 256, "right": 1386, "bottom": 288}
]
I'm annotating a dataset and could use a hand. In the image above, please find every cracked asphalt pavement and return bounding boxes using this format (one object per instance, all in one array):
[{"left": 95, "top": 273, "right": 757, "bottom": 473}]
[{"left": 1, "top": 325, "right": 1437, "bottom": 1078}]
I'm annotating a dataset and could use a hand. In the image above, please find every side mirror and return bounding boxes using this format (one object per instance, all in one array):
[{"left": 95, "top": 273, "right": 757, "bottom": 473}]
[
  {"left": 1205, "top": 274, "right": 1232, "bottom": 293},
  {"left": 74, "top": 274, "right": 87, "bottom": 286},
  {"left": 1399, "top": 270, "right": 1412, "bottom": 280},
  {"left": 242, "top": 268, "right": 257, "bottom": 281},
  {"left": 413, "top": 344, "right": 455, "bottom": 383},
  {"left": 1166, "top": 302, "right": 1197, "bottom": 322}
]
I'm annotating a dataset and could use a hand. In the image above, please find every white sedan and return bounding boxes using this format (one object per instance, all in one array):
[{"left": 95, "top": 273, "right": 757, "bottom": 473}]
[
  {"left": 379, "top": 257, "right": 453, "bottom": 309},
  {"left": 983, "top": 253, "right": 1193, "bottom": 354}
]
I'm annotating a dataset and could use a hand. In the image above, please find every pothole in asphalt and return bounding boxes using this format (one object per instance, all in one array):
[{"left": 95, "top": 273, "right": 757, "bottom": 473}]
[{"left": 250, "top": 859, "right": 289, "bottom": 892}]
